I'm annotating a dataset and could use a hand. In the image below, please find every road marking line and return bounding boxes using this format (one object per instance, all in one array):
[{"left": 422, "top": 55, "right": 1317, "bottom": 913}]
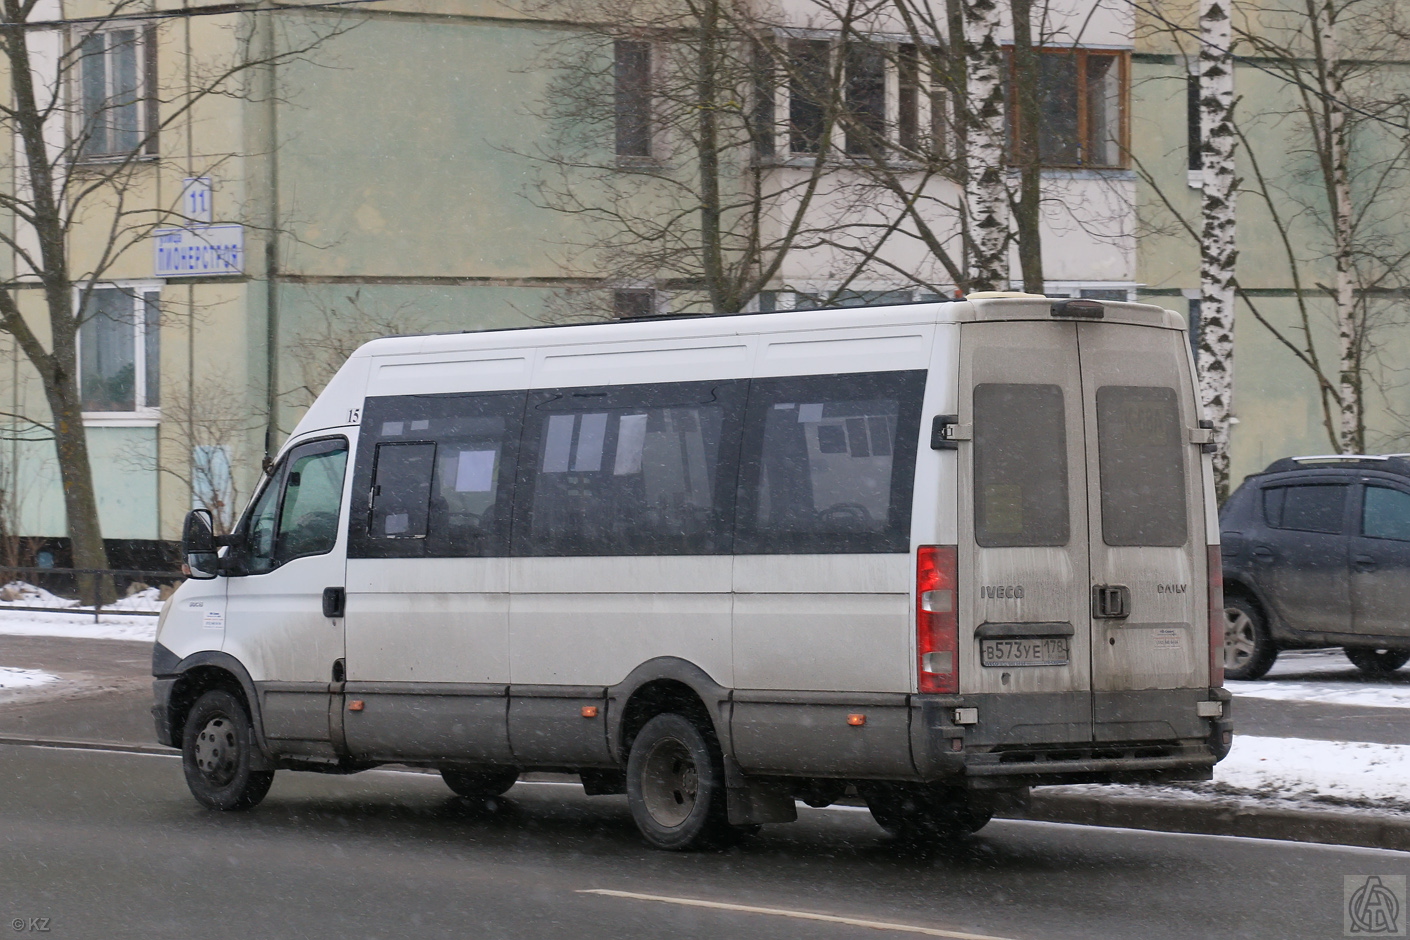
[{"left": 577, "top": 889, "right": 1019, "bottom": 940}]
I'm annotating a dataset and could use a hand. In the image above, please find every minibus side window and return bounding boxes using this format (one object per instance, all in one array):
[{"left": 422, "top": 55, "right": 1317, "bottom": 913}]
[
  {"left": 972, "top": 383, "right": 1069, "bottom": 547},
  {"left": 516, "top": 383, "right": 742, "bottom": 556},
  {"left": 735, "top": 370, "right": 924, "bottom": 554},
  {"left": 274, "top": 444, "right": 348, "bottom": 564},
  {"left": 242, "top": 467, "right": 284, "bottom": 575},
  {"left": 1095, "top": 385, "right": 1188, "bottom": 546},
  {"left": 370, "top": 442, "right": 436, "bottom": 539},
  {"left": 349, "top": 392, "right": 524, "bottom": 558}
]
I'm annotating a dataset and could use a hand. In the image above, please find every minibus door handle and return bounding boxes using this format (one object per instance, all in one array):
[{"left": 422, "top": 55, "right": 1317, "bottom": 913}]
[
  {"left": 1092, "top": 584, "right": 1131, "bottom": 619},
  {"left": 322, "top": 586, "right": 346, "bottom": 619}
]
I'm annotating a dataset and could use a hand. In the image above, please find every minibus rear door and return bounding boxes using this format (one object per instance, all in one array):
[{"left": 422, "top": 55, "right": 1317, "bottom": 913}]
[
  {"left": 1077, "top": 320, "right": 1208, "bottom": 742},
  {"left": 958, "top": 320, "right": 1094, "bottom": 745}
]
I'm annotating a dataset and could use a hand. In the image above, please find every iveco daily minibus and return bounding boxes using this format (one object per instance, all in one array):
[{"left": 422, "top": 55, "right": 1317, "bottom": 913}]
[{"left": 153, "top": 292, "right": 1231, "bottom": 850}]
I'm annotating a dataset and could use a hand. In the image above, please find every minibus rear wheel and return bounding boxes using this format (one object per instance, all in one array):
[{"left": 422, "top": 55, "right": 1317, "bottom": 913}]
[
  {"left": 441, "top": 767, "right": 520, "bottom": 800},
  {"left": 861, "top": 783, "right": 992, "bottom": 841},
  {"left": 181, "top": 689, "right": 275, "bottom": 811},
  {"left": 626, "top": 712, "right": 745, "bottom": 850}
]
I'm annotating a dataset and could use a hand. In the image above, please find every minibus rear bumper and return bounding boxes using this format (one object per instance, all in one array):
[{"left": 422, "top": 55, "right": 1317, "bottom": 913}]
[{"left": 910, "top": 689, "right": 1232, "bottom": 788}]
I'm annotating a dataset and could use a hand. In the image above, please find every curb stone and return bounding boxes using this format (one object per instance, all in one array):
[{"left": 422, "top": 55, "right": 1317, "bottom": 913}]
[{"left": 1013, "top": 789, "right": 1410, "bottom": 852}]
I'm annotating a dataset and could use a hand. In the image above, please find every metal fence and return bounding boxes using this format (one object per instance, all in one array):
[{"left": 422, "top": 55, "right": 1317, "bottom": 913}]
[{"left": 0, "top": 566, "right": 183, "bottom": 621}]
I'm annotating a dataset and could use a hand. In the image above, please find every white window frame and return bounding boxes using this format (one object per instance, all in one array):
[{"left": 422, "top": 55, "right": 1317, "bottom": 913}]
[{"left": 76, "top": 280, "right": 161, "bottom": 424}]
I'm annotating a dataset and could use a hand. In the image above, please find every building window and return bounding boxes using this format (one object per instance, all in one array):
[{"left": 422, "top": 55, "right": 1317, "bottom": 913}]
[
  {"left": 789, "top": 40, "right": 831, "bottom": 154},
  {"left": 752, "top": 43, "right": 776, "bottom": 158},
  {"left": 614, "top": 40, "right": 652, "bottom": 157},
  {"left": 613, "top": 289, "right": 656, "bottom": 319},
  {"left": 898, "top": 45, "right": 948, "bottom": 158},
  {"left": 78, "top": 286, "right": 160, "bottom": 413},
  {"left": 1006, "top": 49, "right": 1127, "bottom": 168},
  {"left": 844, "top": 44, "right": 885, "bottom": 154},
  {"left": 76, "top": 25, "right": 157, "bottom": 160}
]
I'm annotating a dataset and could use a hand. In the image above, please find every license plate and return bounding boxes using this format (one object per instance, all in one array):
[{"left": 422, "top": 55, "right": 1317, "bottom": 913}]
[{"left": 980, "top": 637, "right": 1070, "bottom": 667}]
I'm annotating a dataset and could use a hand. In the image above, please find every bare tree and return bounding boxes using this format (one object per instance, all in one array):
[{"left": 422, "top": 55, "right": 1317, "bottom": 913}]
[
  {"left": 0, "top": 2, "right": 350, "bottom": 590},
  {"left": 284, "top": 288, "right": 425, "bottom": 413},
  {"left": 112, "top": 372, "right": 258, "bottom": 534},
  {"left": 511, "top": 0, "right": 933, "bottom": 315}
]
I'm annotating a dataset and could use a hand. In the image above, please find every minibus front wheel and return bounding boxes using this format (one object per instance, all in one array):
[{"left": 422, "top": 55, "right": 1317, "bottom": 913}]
[
  {"left": 180, "top": 689, "right": 275, "bottom": 811},
  {"left": 625, "top": 713, "right": 751, "bottom": 850}
]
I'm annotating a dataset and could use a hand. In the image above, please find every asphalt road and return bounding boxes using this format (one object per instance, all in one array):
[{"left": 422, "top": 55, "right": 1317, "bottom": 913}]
[
  {"left": 2, "top": 635, "right": 1407, "bottom": 748},
  {"left": 0, "top": 741, "right": 1399, "bottom": 940}
]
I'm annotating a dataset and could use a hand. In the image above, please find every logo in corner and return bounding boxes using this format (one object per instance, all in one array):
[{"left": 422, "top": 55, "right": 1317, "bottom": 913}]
[{"left": 1346, "top": 875, "right": 1406, "bottom": 935}]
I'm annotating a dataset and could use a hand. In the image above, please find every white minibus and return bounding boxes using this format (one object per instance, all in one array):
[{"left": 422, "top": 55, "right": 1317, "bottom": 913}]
[{"left": 154, "top": 292, "right": 1231, "bottom": 849}]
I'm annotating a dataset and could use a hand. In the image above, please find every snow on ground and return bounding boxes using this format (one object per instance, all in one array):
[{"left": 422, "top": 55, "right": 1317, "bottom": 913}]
[
  {"left": 0, "top": 666, "right": 60, "bottom": 691},
  {"left": 1228, "top": 680, "right": 1410, "bottom": 709},
  {"left": 1228, "top": 648, "right": 1410, "bottom": 709},
  {"left": 0, "top": 580, "right": 165, "bottom": 613},
  {"left": 1217, "top": 735, "right": 1410, "bottom": 805},
  {"left": 0, "top": 607, "right": 157, "bottom": 642},
  {"left": 1052, "top": 735, "right": 1410, "bottom": 816}
]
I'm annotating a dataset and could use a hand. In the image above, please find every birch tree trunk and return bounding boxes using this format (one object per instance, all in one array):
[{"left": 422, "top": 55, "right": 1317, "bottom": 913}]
[
  {"left": 1198, "top": 0, "right": 1239, "bottom": 499},
  {"left": 1313, "top": 0, "right": 1360, "bottom": 452},
  {"left": 962, "top": 0, "right": 1008, "bottom": 290}
]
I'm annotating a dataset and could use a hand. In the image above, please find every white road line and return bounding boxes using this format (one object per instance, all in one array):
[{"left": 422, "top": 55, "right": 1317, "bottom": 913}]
[{"left": 576, "top": 889, "right": 1020, "bottom": 940}]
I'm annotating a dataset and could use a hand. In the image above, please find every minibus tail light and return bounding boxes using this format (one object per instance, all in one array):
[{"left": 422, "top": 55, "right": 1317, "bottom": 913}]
[
  {"left": 918, "top": 546, "right": 959, "bottom": 694},
  {"left": 1208, "top": 545, "right": 1225, "bottom": 687}
]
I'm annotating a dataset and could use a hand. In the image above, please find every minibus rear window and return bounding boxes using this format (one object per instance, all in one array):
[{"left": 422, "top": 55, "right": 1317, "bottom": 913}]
[
  {"left": 1096, "top": 385, "right": 1188, "bottom": 546},
  {"left": 973, "top": 383, "right": 1069, "bottom": 547}
]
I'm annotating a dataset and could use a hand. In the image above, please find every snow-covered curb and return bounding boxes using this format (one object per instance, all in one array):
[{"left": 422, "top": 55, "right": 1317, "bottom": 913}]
[{"left": 1048, "top": 735, "right": 1410, "bottom": 820}]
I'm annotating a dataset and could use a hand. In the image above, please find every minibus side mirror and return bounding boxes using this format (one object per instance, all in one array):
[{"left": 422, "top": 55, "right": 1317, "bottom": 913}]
[{"left": 183, "top": 509, "right": 220, "bottom": 580}]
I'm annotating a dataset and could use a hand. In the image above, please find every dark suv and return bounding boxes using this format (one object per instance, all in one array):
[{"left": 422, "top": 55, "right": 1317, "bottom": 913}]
[{"left": 1220, "top": 455, "right": 1410, "bottom": 679}]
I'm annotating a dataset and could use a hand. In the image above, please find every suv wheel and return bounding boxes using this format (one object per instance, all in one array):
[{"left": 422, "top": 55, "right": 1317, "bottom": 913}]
[
  {"left": 1223, "top": 596, "right": 1278, "bottom": 680},
  {"left": 1344, "top": 647, "right": 1410, "bottom": 676}
]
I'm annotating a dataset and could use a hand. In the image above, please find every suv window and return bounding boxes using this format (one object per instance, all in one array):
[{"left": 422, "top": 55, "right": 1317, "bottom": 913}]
[
  {"left": 1263, "top": 483, "right": 1347, "bottom": 534},
  {"left": 1363, "top": 485, "right": 1410, "bottom": 541}
]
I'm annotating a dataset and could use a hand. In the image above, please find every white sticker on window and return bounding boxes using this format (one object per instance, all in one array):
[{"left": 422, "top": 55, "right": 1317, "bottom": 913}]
[
  {"left": 543, "top": 414, "right": 575, "bottom": 473},
  {"left": 455, "top": 449, "right": 497, "bottom": 492},
  {"left": 573, "top": 412, "right": 608, "bottom": 471},
  {"left": 798, "top": 403, "right": 824, "bottom": 423},
  {"left": 384, "top": 512, "right": 410, "bottom": 535},
  {"left": 614, "top": 414, "right": 649, "bottom": 475},
  {"left": 381, "top": 421, "right": 404, "bottom": 436},
  {"left": 410, "top": 419, "right": 430, "bottom": 431},
  {"left": 774, "top": 403, "right": 796, "bottom": 410}
]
